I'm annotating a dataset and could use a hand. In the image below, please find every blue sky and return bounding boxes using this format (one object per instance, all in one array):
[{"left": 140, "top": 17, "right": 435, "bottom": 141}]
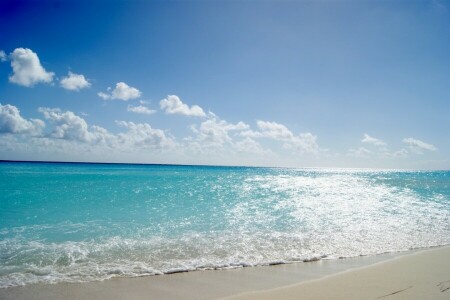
[{"left": 0, "top": 0, "right": 449, "bottom": 169}]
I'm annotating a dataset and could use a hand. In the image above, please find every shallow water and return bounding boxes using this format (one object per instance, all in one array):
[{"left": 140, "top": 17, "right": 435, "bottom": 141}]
[{"left": 0, "top": 162, "right": 449, "bottom": 287}]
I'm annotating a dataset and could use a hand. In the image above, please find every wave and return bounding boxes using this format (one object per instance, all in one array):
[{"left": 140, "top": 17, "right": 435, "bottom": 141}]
[{"left": 1, "top": 229, "right": 449, "bottom": 288}]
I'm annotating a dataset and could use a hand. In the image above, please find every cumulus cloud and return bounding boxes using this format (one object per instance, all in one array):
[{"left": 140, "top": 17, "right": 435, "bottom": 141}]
[
  {"left": 8, "top": 48, "right": 54, "bottom": 87},
  {"left": 402, "top": 137, "right": 437, "bottom": 153},
  {"left": 241, "top": 120, "right": 321, "bottom": 155},
  {"left": 127, "top": 105, "right": 156, "bottom": 115},
  {"left": 0, "top": 50, "right": 6, "bottom": 62},
  {"left": 98, "top": 82, "right": 141, "bottom": 101},
  {"left": 38, "top": 107, "right": 96, "bottom": 142},
  {"left": 37, "top": 107, "right": 173, "bottom": 151},
  {"left": 0, "top": 103, "right": 44, "bottom": 135},
  {"left": 184, "top": 115, "right": 276, "bottom": 162},
  {"left": 38, "top": 108, "right": 118, "bottom": 147},
  {"left": 116, "top": 121, "right": 175, "bottom": 149},
  {"left": 256, "top": 121, "right": 294, "bottom": 140},
  {"left": 361, "top": 133, "right": 386, "bottom": 147},
  {"left": 191, "top": 118, "right": 249, "bottom": 146},
  {"left": 160, "top": 95, "right": 206, "bottom": 117},
  {"left": 60, "top": 72, "right": 91, "bottom": 91}
]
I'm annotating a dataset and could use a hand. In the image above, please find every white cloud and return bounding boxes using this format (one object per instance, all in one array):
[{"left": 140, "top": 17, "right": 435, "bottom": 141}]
[
  {"left": 60, "top": 72, "right": 91, "bottom": 91},
  {"left": 160, "top": 95, "right": 206, "bottom": 117},
  {"left": 38, "top": 108, "right": 116, "bottom": 147},
  {"left": 357, "top": 134, "right": 415, "bottom": 159},
  {"left": 97, "top": 92, "right": 110, "bottom": 100},
  {"left": 256, "top": 120, "right": 294, "bottom": 140},
  {"left": 38, "top": 107, "right": 173, "bottom": 151},
  {"left": 38, "top": 107, "right": 95, "bottom": 142},
  {"left": 98, "top": 82, "right": 141, "bottom": 101},
  {"left": 8, "top": 48, "right": 54, "bottom": 87},
  {"left": 184, "top": 116, "right": 275, "bottom": 163},
  {"left": 289, "top": 133, "right": 320, "bottom": 154},
  {"left": 191, "top": 117, "right": 249, "bottom": 147},
  {"left": 0, "top": 50, "right": 6, "bottom": 62},
  {"left": 246, "top": 120, "right": 321, "bottom": 155},
  {"left": 116, "top": 121, "right": 175, "bottom": 149},
  {"left": 89, "top": 125, "right": 116, "bottom": 145},
  {"left": 392, "top": 148, "right": 409, "bottom": 158},
  {"left": 0, "top": 103, "right": 44, "bottom": 135},
  {"left": 127, "top": 105, "right": 156, "bottom": 115},
  {"left": 234, "top": 137, "right": 274, "bottom": 156},
  {"left": 376, "top": 148, "right": 409, "bottom": 159},
  {"left": 239, "top": 129, "right": 263, "bottom": 138},
  {"left": 361, "top": 133, "right": 386, "bottom": 147},
  {"left": 402, "top": 137, "right": 437, "bottom": 153},
  {"left": 348, "top": 147, "right": 372, "bottom": 158}
]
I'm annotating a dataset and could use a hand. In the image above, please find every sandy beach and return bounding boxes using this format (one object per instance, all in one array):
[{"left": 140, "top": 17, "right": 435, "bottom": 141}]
[
  {"left": 0, "top": 246, "right": 449, "bottom": 300},
  {"left": 228, "top": 246, "right": 450, "bottom": 300}
]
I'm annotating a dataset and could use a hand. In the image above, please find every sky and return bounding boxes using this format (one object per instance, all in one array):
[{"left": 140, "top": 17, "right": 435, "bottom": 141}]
[{"left": 0, "top": 0, "right": 449, "bottom": 169}]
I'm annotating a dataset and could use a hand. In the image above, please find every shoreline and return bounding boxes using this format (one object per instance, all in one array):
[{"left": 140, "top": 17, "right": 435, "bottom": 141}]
[
  {"left": 1, "top": 246, "right": 449, "bottom": 299},
  {"left": 227, "top": 245, "right": 450, "bottom": 300}
]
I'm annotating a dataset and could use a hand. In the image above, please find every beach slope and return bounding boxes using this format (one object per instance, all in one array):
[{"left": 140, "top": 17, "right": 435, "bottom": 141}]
[{"left": 228, "top": 246, "right": 450, "bottom": 300}]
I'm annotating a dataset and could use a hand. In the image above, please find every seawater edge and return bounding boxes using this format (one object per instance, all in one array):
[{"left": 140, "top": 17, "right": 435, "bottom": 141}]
[{"left": 1, "top": 246, "right": 448, "bottom": 300}]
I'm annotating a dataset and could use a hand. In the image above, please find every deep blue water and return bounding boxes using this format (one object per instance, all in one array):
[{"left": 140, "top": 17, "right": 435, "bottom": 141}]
[{"left": 0, "top": 162, "right": 449, "bottom": 287}]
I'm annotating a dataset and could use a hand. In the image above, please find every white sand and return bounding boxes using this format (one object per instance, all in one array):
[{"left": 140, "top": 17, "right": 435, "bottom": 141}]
[{"left": 227, "top": 246, "right": 450, "bottom": 300}]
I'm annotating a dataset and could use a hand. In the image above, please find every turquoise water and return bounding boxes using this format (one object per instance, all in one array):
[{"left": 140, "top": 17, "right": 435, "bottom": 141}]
[{"left": 0, "top": 162, "right": 449, "bottom": 287}]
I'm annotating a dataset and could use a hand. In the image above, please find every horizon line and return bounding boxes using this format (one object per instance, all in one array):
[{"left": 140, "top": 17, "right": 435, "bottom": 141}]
[{"left": 0, "top": 160, "right": 448, "bottom": 172}]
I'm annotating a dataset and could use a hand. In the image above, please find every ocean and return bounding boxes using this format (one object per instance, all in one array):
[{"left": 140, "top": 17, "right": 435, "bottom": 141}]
[{"left": 0, "top": 161, "right": 449, "bottom": 288}]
